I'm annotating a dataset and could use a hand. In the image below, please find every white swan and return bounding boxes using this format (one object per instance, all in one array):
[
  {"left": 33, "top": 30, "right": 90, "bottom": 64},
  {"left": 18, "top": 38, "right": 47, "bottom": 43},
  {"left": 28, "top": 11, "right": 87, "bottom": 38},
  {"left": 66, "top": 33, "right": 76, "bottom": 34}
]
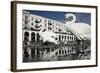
[
  {"left": 64, "top": 13, "right": 91, "bottom": 41},
  {"left": 39, "top": 28, "right": 58, "bottom": 44}
]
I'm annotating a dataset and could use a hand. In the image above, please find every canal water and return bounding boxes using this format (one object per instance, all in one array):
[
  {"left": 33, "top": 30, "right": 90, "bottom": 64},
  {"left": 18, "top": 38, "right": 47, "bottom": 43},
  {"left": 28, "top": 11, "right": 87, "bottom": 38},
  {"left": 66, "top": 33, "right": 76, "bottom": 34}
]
[{"left": 23, "top": 44, "right": 91, "bottom": 62}]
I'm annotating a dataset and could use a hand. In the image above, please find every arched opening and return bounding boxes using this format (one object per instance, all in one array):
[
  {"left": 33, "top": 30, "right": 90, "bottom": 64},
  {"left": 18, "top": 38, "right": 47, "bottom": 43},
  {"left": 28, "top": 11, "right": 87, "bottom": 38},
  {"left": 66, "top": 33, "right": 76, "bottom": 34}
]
[
  {"left": 56, "top": 52, "right": 58, "bottom": 56},
  {"left": 62, "top": 50, "right": 64, "bottom": 54},
  {"left": 31, "top": 32, "right": 35, "bottom": 43},
  {"left": 24, "top": 32, "right": 29, "bottom": 40},
  {"left": 72, "top": 36, "right": 73, "bottom": 41},
  {"left": 59, "top": 35, "right": 61, "bottom": 42},
  {"left": 65, "top": 50, "right": 66, "bottom": 54},
  {"left": 24, "top": 32, "right": 29, "bottom": 45},
  {"left": 31, "top": 49, "right": 35, "bottom": 57},
  {"left": 65, "top": 36, "right": 66, "bottom": 40},
  {"left": 62, "top": 35, "right": 64, "bottom": 40},
  {"left": 67, "top": 36, "right": 69, "bottom": 41},
  {"left": 59, "top": 50, "right": 61, "bottom": 54},
  {"left": 68, "top": 49, "right": 70, "bottom": 54},
  {"left": 70, "top": 36, "right": 72, "bottom": 41},
  {"left": 37, "top": 33, "right": 40, "bottom": 42}
]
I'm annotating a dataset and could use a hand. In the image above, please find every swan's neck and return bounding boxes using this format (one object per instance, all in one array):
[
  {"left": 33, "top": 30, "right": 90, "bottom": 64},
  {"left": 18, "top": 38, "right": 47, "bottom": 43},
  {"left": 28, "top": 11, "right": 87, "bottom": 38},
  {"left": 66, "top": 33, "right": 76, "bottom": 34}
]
[{"left": 65, "top": 14, "right": 76, "bottom": 24}]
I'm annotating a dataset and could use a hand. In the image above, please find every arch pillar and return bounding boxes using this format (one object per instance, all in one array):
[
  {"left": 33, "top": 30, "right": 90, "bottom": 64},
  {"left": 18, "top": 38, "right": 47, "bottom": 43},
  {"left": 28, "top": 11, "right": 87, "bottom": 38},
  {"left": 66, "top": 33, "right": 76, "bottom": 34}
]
[
  {"left": 27, "top": 47, "right": 32, "bottom": 58},
  {"left": 35, "top": 49, "right": 37, "bottom": 57},
  {"left": 29, "top": 31, "right": 31, "bottom": 42}
]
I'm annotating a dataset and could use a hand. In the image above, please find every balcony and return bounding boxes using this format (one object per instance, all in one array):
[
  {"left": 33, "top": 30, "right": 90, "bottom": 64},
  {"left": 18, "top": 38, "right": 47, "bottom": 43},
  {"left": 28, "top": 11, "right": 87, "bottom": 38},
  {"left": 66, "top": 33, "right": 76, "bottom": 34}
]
[{"left": 48, "top": 22, "right": 52, "bottom": 25}]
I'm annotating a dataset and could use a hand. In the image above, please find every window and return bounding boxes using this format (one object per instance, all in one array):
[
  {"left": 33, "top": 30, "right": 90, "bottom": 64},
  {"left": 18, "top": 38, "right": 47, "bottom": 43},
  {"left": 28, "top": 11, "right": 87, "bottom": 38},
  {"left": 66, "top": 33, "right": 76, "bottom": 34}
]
[
  {"left": 56, "top": 27, "right": 57, "bottom": 30},
  {"left": 59, "top": 35, "right": 61, "bottom": 41},
  {"left": 59, "top": 24, "right": 60, "bottom": 26},
  {"left": 68, "top": 36, "right": 69, "bottom": 41},
  {"left": 45, "top": 19, "right": 47, "bottom": 22},
  {"left": 31, "top": 32, "right": 35, "bottom": 42},
  {"left": 31, "top": 22, "right": 34, "bottom": 26},
  {"left": 68, "top": 49, "right": 69, "bottom": 53},
  {"left": 53, "top": 25, "right": 54, "bottom": 28},
  {"left": 53, "top": 21, "right": 54, "bottom": 24},
  {"left": 45, "top": 23, "right": 46, "bottom": 27},
  {"left": 62, "top": 35, "right": 64, "bottom": 40},
  {"left": 37, "top": 33, "right": 40, "bottom": 42},
  {"left": 51, "top": 36, "right": 54, "bottom": 38},
  {"left": 65, "top": 50, "right": 66, "bottom": 53},
  {"left": 24, "top": 32, "right": 29, "bottom": 38},
  {"left": 65, "top": 36, "right": 66, "bottom": 39},
  {"left": 70, "top": 36, "right": 71, "bottom": 41},
  {"left": 72, "top": 36, "right": 73, "bottom": 41},
  {"left": 59, "top": 50, "right": 61, "bottom": 54},
  {"left": 55, "top": 37, "right": 57, "bottom": 40},
  {"left": 25, "top": 21, "right": 28, "bottom": 25},
  {"left": 35, "top": 18, "right": 40, "bottom": 23},
  {"left": 48, "top": 20, "right": 51, "bottom": 23},
  {"left": 25, "top": 15, "right": 28, "bottom": 20},
  {"left": 62, "top": 50, "right": 64, "bottom": 54},
  {"left": 24, "top": 32, "right": 29, "bottom": 45}
]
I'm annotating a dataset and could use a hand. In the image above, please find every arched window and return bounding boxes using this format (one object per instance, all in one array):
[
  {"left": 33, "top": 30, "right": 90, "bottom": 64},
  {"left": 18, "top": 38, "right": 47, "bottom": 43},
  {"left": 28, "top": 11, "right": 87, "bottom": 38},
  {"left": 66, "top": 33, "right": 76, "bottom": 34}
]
[
  {"left": 62, "top": 35, "right": 64, "bottom": 40},
  {"left": 62, "top": 50, "right": 64, "bottom": 54},
  {"left": 65, "top": 36, "right": 66, "bottom": 40},
  {"left": 31, "top": 32, "right": 35, "bottom": 42},
  {"left": 24, "top": 32, "right": 29, "bottom": 41},
  {"left": 31, "top": 22, "right": 34, "bottom": 26},
  {"left": 37, "top": 33, "right": 40, "bottom": 42},
  {"left": 59, "top": 50, "right": 61, "bottom": 54},
  {"left": 68, "top": 49, "right": 69, "bottom": 53},
  {"left": 65, "top": 50, "right": 66, "bottom": 54},
  {"left": 70, "top": 36, "right": 72, "bottom": 41},
  {"left": 24, "top": 32, "right": 29, "bottom": 45},
  {"left": 59, "top": 35, "right": 61, "bottom": 42},
  {"left": 67, "top": 36, "right": 69, "bottom": 41}
]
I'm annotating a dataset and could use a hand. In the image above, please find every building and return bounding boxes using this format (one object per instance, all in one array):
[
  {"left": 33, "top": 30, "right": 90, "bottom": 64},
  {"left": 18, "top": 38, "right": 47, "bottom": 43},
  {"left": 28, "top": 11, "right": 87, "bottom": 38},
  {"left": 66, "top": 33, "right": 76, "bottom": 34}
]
[
  {"left": 22, "top": 11, "right": 77, "bottom": 43},
  {"left": 22, "top": 10, "right": 78, "bottom": 61}
]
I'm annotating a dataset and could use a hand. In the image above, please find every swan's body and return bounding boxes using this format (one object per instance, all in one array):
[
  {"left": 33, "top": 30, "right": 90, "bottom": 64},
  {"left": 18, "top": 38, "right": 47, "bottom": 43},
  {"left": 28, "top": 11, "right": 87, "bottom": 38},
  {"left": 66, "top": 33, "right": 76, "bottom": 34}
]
[
  {"left": 39, "top": 28, "right": 58, "bottom": 44},
  {"left": 64, "top": 13, "right": 91, "bottom": 40}
]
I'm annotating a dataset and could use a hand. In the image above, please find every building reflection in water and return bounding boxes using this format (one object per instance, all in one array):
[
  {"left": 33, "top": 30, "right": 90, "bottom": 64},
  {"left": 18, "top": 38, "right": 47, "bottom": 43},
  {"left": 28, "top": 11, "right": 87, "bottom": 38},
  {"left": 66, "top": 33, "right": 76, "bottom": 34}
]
[{"left": 23, "top": 41, "right": 91, "bottom": 62}]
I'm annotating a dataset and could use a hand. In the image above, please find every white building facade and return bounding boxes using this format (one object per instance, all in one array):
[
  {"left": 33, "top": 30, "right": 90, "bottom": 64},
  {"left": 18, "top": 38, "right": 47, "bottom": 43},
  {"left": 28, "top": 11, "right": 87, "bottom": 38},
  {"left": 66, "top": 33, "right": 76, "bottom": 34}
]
[
  {"left": 22, "top": 11, "right": 77, "bottom": 44},
  {"left": 22, "top": 10, "right": 78, "bottom": 60}
]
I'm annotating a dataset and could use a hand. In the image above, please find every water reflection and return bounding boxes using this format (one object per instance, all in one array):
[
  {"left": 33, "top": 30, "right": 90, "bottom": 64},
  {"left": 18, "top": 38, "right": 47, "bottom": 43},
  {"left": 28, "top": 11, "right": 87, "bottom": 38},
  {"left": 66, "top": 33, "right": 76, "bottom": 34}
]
[{"left": 23, "top": 43, "right": 91, "bottom": 62}]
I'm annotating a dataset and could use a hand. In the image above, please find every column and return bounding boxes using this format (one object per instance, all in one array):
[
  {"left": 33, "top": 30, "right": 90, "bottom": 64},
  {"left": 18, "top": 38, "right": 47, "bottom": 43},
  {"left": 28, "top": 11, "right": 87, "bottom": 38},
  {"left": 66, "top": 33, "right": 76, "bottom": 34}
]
[
  {"left": 68, "top": 47, "right": 69, "bottom": 54},
  {"left": 73, "top": 36, "right": 74, "bottom": 41},
  {"left": 49, "top": 48, "right": 51, "bottom": 52},
  {"left": 29, "top": 31, "right": 31, "bottom": 42},
  {"left": 65, "top": 50, "right": 66, "bottom": 55},
  {"left": 28, "top": 48, "right": 31, "bottom": 58},
  {"left": 57, "top": 50, "right": 59, "bottom": 56},
  {"left": 60, "top": 49, "right": 62, "bottom": 56},
  {"left": 35, "top": 49, "right": 37, "bottom": 57},
  {"left": 63, "top": 49, "right": 65, "bottom": 55},
  {"left": 44, "top": 49, "right": 47, "bottom": 55},
  {"left": 39, "top": 51, "right": 42, "bottom": 58}
]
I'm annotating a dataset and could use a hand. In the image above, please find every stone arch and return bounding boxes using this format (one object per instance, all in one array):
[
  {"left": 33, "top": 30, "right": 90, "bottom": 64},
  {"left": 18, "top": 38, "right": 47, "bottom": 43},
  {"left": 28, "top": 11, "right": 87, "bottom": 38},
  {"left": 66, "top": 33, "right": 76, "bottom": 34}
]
[
  {"left": 31, "top": 32, "right": 35, "bottom": 42},
  {"left": 37, "top": 33, "right": 40, "bottom": 42},
  {"left": 59, "top": 35, "right": 61, "bottom": 42},
  {"left": 24, "top": 32, "right": 29, "bottom": 41}
]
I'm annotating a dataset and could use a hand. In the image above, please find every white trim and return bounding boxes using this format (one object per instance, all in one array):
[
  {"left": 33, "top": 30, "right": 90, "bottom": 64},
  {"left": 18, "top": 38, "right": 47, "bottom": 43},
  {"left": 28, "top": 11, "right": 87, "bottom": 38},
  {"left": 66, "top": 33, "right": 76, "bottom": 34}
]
[{"left": 16, "top": 3, "right": 96, "bottom": 70}]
